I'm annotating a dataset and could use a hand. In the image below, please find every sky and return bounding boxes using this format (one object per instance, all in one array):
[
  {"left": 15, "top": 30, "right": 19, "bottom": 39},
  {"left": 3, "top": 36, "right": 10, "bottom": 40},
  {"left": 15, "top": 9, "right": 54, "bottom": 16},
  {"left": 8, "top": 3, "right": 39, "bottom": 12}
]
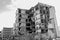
[{"left": 0, "top": 0, "right": 60, "bottom": 31}]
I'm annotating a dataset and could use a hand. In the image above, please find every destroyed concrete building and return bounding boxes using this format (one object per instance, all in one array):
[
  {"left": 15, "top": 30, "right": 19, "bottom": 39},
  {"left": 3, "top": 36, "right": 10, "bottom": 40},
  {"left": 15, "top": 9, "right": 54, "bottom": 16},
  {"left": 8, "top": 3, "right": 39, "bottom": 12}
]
[{"left": 13, "top": 3, "right": 58, "bottom": 40}]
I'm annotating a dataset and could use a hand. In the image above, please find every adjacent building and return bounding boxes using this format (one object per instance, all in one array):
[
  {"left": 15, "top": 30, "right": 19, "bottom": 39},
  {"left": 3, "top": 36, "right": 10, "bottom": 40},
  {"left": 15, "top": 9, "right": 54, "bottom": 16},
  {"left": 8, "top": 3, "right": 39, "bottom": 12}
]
[
  {"left": 2, "top": 27, "right": 13, "bottom": 40},
  {"left": 0, "top": 31, "right": 1, "bottom": 36},
  {"left": 0, "top": 31, "right": 2, "bottom": 40}
]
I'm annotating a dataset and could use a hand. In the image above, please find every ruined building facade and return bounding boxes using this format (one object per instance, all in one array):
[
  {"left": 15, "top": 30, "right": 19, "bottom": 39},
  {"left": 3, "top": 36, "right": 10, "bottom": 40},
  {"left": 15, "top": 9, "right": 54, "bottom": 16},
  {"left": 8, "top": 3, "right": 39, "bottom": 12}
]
[{"left": 13, "top": 3, "right": 58, "bottom": 40}]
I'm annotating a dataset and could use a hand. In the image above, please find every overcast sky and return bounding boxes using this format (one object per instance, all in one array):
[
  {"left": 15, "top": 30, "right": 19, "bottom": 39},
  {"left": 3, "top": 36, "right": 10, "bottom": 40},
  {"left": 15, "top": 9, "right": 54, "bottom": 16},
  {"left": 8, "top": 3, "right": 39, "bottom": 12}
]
[{"left": 0, "top": 0, "right": 60, "bottom": 31}]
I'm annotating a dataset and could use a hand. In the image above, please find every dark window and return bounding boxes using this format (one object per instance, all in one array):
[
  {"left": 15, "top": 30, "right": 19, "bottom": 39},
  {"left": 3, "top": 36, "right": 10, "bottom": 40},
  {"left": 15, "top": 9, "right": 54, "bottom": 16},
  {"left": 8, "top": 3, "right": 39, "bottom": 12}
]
[
  {"left": 18, "top": 27, "right": 21, "bottom": 31},
  {"left": 18, "top": 18, "right": 21, "bottom": 22},
  {"left": 45, "top": 29, "right": 48, "bottom": 32},
  {"left": 29, "top": 14, "right": 33, "bottom": 17},
  {"left": 26, "top": 18, "right": 32, "bottom": 22},
  {"left": 26, "top": 19, "right": 29, "bottom": 22},
  {"left": 46, "top": 11, "right": 49, "bottom": 21},
  {"left": 43, "top": 10, "right": 46, "bottom": 14},
  {"left": 29, "top": 18, "right": 32, "bottom": 22},
  {"left": 19, "top": 14, "right": 21, "bottom": 17},
  {"left": 31, "top": 21, "right": 35, "bottom": 25},
  {"left": 26, "top": 19, "right": 28, "bottom": 22},
  {"left": 28, "top": 31, "right": 32, "bottom": 33},
  {"left": 40, "top": 10, "right": 42, "bottom": 13},
  {"left": 29, "top": 9, "right": 32, "bottom": 12},
  {"left": 41, "top": 19, "right": 44, "bottom": 23},
  {"left": 35, "top": 7, "right": 38, "bottom": 10},
  {"left": 46, "top": 7, "right": 49, "bottom": 10},
  {"left": 19, "top": 23, "right": 21, "bottom": 26},
  {"left": 26, "top": 10, "right": 29, "bottom": 14},
  {"left": 41, "top": 29, "right": 48, "bottom": 33},
  {"left": 26, "top": 23, "right": 30, "bottom": 26},
  {"left": 26, "top": 27, "right": 31, "bottom": 31},
  {"left": 18, "top": 8, "right": 21, "bottom": 13},
  {"left": 26, "top": 27, "right": 32, "bottom": 33},
  {"left": 28, "top": 15, "right": 31, "bottom": 18},
  {"left": 41, "top": 29, "right": 44, "bottom": 33},
  {"left": 32, "top": 25, "right": 35, "bottom": 29},
  {"left": 28, "top": 14, "right": 33, "bottom": 18},
  {"left": 45, "top": 24, "right": 48, "bottom": 28}
]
